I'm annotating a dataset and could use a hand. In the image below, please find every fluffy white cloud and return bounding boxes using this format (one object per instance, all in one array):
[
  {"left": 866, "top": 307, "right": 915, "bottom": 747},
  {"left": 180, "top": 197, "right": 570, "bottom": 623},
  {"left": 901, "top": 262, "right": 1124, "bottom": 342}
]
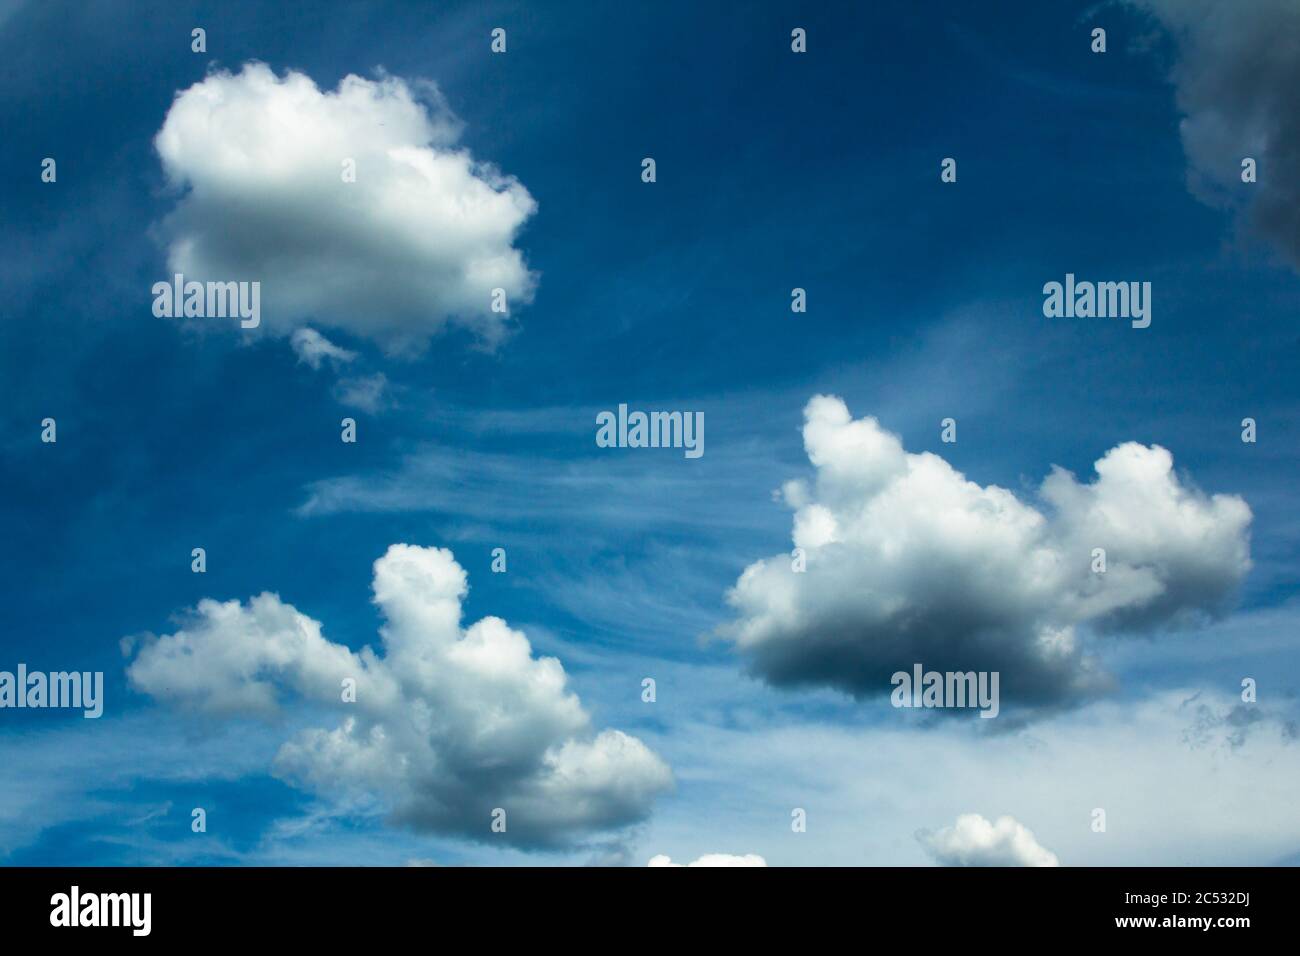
[
  {"left": 1129, "top": 0, "right": 1300, "bottom": 268},
  {"left": 918, "top": 813, "right": 1059, "bottom": 867},
  {"left": 720, "top": 396, "right": 1251, "bottom": 710},
  {"left": 154, "top": 63, "right": 537, "bottom": 352},
  {"left": 126, "top": 544, "right": 671, "bottom": 847},
  {"left": 648, "top": 853, "right": 767, "bottom": 867}
]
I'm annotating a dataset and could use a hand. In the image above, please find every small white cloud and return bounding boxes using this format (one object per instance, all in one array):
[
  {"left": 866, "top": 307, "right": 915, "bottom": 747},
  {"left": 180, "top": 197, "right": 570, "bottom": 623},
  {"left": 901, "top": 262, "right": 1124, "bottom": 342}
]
[
  {"left": 291, "top": 327, "right": 356, "bottom": 370},
  {"left": 154, "top": 62, "right": 537, "bottom": 353},
  {"left": 648, "top": 853, "right": 767, "bottom": 867},
  {"left": 333, "top": 373, "right": 391, "bottom": 413},
  {"left": 127, "top": 544, "right": 672, "bottom": 847},
  {"left": 919, "top": 813, "right": 1059, "bottom": 867}
]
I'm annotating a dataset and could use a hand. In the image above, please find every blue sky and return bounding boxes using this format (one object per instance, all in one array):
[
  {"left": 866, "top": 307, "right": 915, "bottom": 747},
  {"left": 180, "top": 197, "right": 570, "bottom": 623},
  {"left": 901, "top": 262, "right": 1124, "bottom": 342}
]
[{"left": 1, "top": 0, "right": 1298, "bottom": 866}]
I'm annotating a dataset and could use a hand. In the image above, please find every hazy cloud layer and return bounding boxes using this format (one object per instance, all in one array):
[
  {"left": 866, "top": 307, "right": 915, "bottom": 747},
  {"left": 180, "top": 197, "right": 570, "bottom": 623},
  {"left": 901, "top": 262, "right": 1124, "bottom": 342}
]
[
  {"left": 918, "top": 813, "right": 1059, "bottom": 867},
  {"left": 154, "top": 63, "right": 537, "bottom": 352},
  {"left": 127, "top": 544, "right": 671, "bottom": 847},
  {"left": 1181, "top": 693, "right": 1298, "bottom": 752},
  {"left": 1132, "top": 0, "right": 1300, "bottom": 269},
  {"left": 720, "top": 395, "right": 1251, "bottom": 711}
]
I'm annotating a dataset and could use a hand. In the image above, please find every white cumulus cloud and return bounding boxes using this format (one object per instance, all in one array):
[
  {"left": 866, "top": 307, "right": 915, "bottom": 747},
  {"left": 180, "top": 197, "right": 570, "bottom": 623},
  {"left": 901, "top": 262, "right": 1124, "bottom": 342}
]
[
  {"left": 154, "top": 62, "right": 537, "bottom": 353},
  {"left": 126, "top": 544, "right": 671, "bottom": 847},
  {"left": 918, "top": 813, "right": 1059, "bottom": 867},
  {"left": 720, "top": 395, "right": 1252, "bottom": 711},
  {"left": 648, "top": 853, "right": 767, "bottom": 867}
]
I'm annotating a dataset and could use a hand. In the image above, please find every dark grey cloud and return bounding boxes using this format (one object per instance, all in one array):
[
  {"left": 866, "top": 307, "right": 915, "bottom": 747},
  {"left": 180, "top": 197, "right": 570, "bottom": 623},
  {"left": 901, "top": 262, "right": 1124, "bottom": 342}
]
[{"left": 1131, "top": 0, "right": 1300, "bottom": 269}]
